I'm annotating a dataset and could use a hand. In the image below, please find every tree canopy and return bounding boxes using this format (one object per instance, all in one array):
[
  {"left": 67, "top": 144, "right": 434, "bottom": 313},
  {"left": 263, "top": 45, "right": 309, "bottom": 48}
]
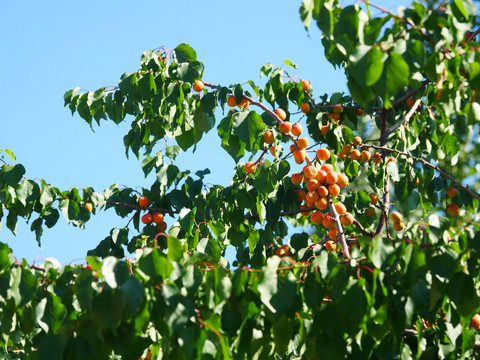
[{"left": 1, "top": 0, "right": 480, "bottom": 359}]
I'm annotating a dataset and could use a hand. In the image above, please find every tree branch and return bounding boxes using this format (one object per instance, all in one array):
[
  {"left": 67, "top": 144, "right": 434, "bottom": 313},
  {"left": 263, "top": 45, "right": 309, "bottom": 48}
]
[
  {"left": 386, "top": 98, "right": 422, "bottom": 136},
  {"left": 390, "top": 80, "right": 429, "bottom": 108},
  {"left": 375, "top": 109, "right": 390, "bottom": 237}
]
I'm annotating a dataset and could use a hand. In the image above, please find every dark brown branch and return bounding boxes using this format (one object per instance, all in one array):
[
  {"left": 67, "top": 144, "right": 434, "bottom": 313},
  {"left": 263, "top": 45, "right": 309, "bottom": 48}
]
[
  {"left": 390, "top": 80, "right": 429, "bottom": 108},
  {"left": 352, "top": 219, "right": 375, "bottom": 237},
  {"left": 106, "top": 201, "right": 178, "bottom": 214}
]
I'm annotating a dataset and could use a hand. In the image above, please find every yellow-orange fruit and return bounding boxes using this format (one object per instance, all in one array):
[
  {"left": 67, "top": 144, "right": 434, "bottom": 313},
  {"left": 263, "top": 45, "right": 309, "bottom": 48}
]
[
  {"left": 307, "top": 179, "right": 320, "bottom": 192},
  {"left": 275, "top": 108, "right": 287, "bottom": 121},
  {"left": 334, "top": 202, "right": 347, "bottom": 215},
  {"left": 303, "top": 165, "right": 318, "bottom": 179},
  {"left": 296, "top": 137, "right": 309, "bottom": 149},
  {"left": 328, "top": 184, "right": 341, "bottom": 197},
  {"left": 263, "top": 131, "right": 274, "bottom": 144},
  {"left": 156, "top": 221, "right": 167, "bottom": 233},
  {"left": 270, "top": 145, "right": 276, "bottom": 156},
  {"left": 316, "top": 170, "right": 327, "bottom": 184},
  {"left": 366, "top": 207, "right": 375, "bottom": 217},
  {"left": 447, "top": 187, "right": 458, "bottom": 198},
  {"left": 85, "top": 202, "right": 93, "bottom": 213},
  {"left": 341, "top": 212, "right": 354, "bottom": 226},
  {"left": 300, "top": 103, "right": 311, "bottom": 113},
  {"left": 239, "top": 98, "right": 250, "bottom": 109},
  {"left": 141, "top": 213, "right": 153, "bottom": 225},
  {"left": 360, "top": 150, "right": 372, "bottom": 162},
  {"left": 320, "top": 125, "right": 329, "bottom": 136},
  {"left": 279, "top": 121, "right": 292, "bottom": 134},
  {"left": 338, "top": 151, "right": 347, "bottom": 160},
  {"left": 328, "top": 227, "right": 339, "bottom": 240},
  {"left": 447, "top": 203, "right": 460, "bottom": 216},
  {"left": 192, "top": 80, "right": 204, "bottom": 92},
  {"left": 301, "top": 79, "right": 311, "bottom": 91},
  {"left": 471, "top": 314, "right": 480, "bottom": 330},
  {"left": 227, "top": 95, "right": 237, "bottom": 107},
  {"left": 333, "top": 104, "right": 343, "bottom": 114},
  {"left": 291, "top": 172, "right": 304, "bottom": 185},
  {"left": 306, "top": 191, "right": 320, "bottom": 203},
  {"left": 337, "top": 174, "right": 349, "bottom": 188},
  {"left": 290, "top": 144, "right": 296, "bottom": 152},
  {"left": 329, "top": 112, "right": 340, "bottom": 121},
  {"left": 315, "top": 197, "right": 328, "bottom": 210},
  {"left": 373, "top": 152, "right": 383, "bottom": 163},
  {"left": 325, "top": 240, "right": 337, "bottom": 251},
  {"left": 305, "top": 201, "right": 314, "bottom": 208},
  {"left": 311, "top": 211, "right": 324, "bottom": 225},
  {"left": 350, "top": 149, "right": 361, "bottom": 161},
  {"left": 352, "top": 136, "right": 362, "bottom": 146},
  {"left": 326, "top": 171, "right": 338, "bottom": 185},
  {"left": 354, "top": 108, "right": 364, "bottom": 116},
  {"left": 138, "top": 196, "right": 150, "bottom": 208},
  {"left": 245, "top": 162, "right": 257, "bottom": 173},
  {"left": 296, "top": 189, "right": 306, "bottom": 202},
  {"left": 393, "top": 221, "right": 405, "bottom": 231},
  {"left": 390, "top": 211, "right": 402, "bottom": 223},
  {"left": 322, "top": 214, "right": 335, "bottom": 229},
  {"left": 317, "top": 186, "right": 329, "bottom": 198},
  {"left": 317, "top": 148, "right": 330, "bottom": 161},
  {"left": 301, "top": 205, "right": 312, "bottom": 216},
  {"left": 321, "top": 164, "right": 334, "bottom": 173},
  {"left": 342, "top": 145, "right": 352, "bottom": 155},
  {"left": 369, "top": 193, "right": 379, "bottom": 205},
  {"left": 153, "top": 212, "right": 164, "bottom": 224},
  {"left": 293, "top": 149, "right": 307, "bottom": 164},
  {"left": 291, "top": 123, "right": 303, "bottom": 137}
]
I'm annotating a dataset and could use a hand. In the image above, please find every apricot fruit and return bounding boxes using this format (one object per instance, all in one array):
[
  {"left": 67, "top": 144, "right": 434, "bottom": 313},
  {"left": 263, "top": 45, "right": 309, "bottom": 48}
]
[
  {"left": 301, "top": 79, "right": 311, "bottom": 91},
  {"left": 471, "top": 314, "right": 480, "bottom": 330},
  {"left": 291, "top": 123, "right": 303, "bottom": 137},
  {"left": 279, "top": 121, "right": 292, "bottom": 134},
  {"left": 275, "top": 108, "right": 287, "bottom": 121},
  {"left": 325, "top": 240, "right": 337, "bottom": 251},
  {"left": 192, "top": 80, "right": 204, "bottom": 92},
  {"left": 296, "top": 189, "right": 306, "bottom": 202},
  {"left": 447, "top": 187, "right": 458, "bottom": 198},
  {"left": 390, "top": 211, "right": 402, "bottom": 223},
  {"left": 316, "top": 170, "right": 327, "bottom": 184},
  {"left": 328, "top": 227, "right": 339, "bottom": 240},
  {"left": 141, "top": 213, "right": 153, "bottom": 225},
  {"left": 321, "top": 163, "right": 333, "bottom": 173},
  {"left": 329, "top": 112, "right": 340, "bottom": 121},
  {"left": 300, "top": 103, "right": 311, "bottom": 113},
  {"left": 328, "top": 184, "right": 341, "bottom": 197},
  {"left": 275, "top": 245, "right": 290, "bottom": 257},
  {"left": 369, "top": 193, "right": 379, "bottom": 205},
  {"left": 342, "top": 145, "right": 352, "bottom": 155},
  {"left": 393, "top": 221, "right": 405, "bottom": 231},
  {"left": 366, "top": 207, "right": 375, "bottom": 217},
  {"left": 407, "top": 97, "right": 415, "bottom": 107},
  {"left": 138, "top": 196, "right": 150, "bottom": 208},
  {"left": 85, "top": 202, "right": 93, "bottom": 213},
  {"left": 303, "top": 165, "right": 318, "bottom": 179},
  {"left": 307, "top": 179, "right": 320, "bottom": 192},
  {"left": 301, "top": 205, "right": 312, "bottom": 216},
  {"left": 156, "top": 221, "right": 167, "bottom": 233},
  {"left": 341, "top": 212, "right": 354, "bottom": 226},
  {"left": 447, "top": 203, "right": 460, "bottom": 216},
  {"left": 317, "top": 148, "right": 330, "bottom": 161},
  {"left": 293, "top": 149, "right": 307, "bottom": 164},
  {"left": 239, "top": 98, "right": 250, "bottom": 109},
  {"left": 322, "top": 214, "right": 335, "bottom": 229},
  {"left": 227, "top": 95, "right": 237, "bottom": 107},
  {"left": 245, "top": 162, "right": 257, "bottom": 174},
  {"left": 311, "top": 211, "right": 324, "bottom": 225},
  {"left": 315, "top": 197, "right": 328, "bottom": 210},
  {"left": 350, "top": 149, "right": 361, "bottom": 161},
  {"left": 334, "top": 202, "right": 347, "bottom": 215},
  {"left": 337, "top": 174, "right": 349, "bottom": 188},
  {"left": 360, "top": 150, "right": 371, "bottom": 162},
  {"left": 352, "top": 136, "right": 362, "bottom": 146},
  {"left": 317, "top": 186, "right": 329, "bottom": 198},
  {"left": 263, "top": 130, "right": 274, "bottom": 144},
  {"left": 333, "top": 104, "right": 343, "bottom": 114},
  {"left": 153, "top": 212, "right": 164, "bottom": 224},
  {"left": 296, "top": 137, "right": 309, "bottom": 149},
  {"left": 291, "top": 172, "right": 304, "bottom": 185},
  {"left": 306, "top": 191, "right": 320, "bottom": 203},
  {"left": 320, "top": 125, "right": 329, "bottom": 136},
  {"left": 325, "top": 171, "right": 338, "bottom": 185},
  {"left": 373, "top": 152, "right": 383, "bottom": 163},
  {"left": 354, "top": 108, "right": 364, "bottom": 116}
]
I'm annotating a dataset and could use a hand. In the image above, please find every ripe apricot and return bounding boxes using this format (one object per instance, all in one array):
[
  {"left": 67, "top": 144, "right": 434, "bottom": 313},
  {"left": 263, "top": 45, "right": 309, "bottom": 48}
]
[
  {"left": 393, "top": 221, "right": 404, "bottom": 231},
  {"left": 296, "top": 137, "right": 309, "bottom": 149},
  {"left": 328, "top": 184, "right": 341, "bottom": 197},
  {"left": 326, "top": 171, "right": 338, "bottom": 185},
  {"left": 338, "top": 151, "right": 347, "bottom": 160},
  {"left": 366, "top": 207, "right": 375, "bottom": 217},
  {"left": 321, "top": 164, "right": 334, "bottom": 173},
  {"left": 390, "top": 211, "right": 402, "bottom": 223},
  {"left": 270, "top": 146, "right": 276, "bottom": 156},
  {"left": 306, "top": 191, "right": 319, "bottom": 203},
  {"left": 360, "top": 150, "right": 371, "bottom": 162},
  {"left": 373, "top": 152, "right": 383, "bottom": 163},
  {"left": 329, "top": 112, "right": 340, "bottom": 121},
  {"left": 85, "top": 202, "right": 93, "bottom": 213},
  {"left": 305, "top": 201, "right": 314, "bottom": 207},
  {"left": 307, "top": 179, "right": 320, "bottom": 192},
  {"left": 320, "top": 125, "right": 329, "bottom": 136},
  {"left": 316, "top": 170, "right": 327, "bottom": 184},
  {"left": 291, "top": 123, "right": 303, "bottom": 137},
  {"left": 350, "top": 149, "right": 361, "bottom": 161},
  {"left": 337, "top": 174, "right": 349, "bottom": 188},
  {"left": 296, "top": 189, "right": 306, "bottom": 202},
  {"left": 263, "top": 130, "right": 274, "bottom": 144},
  {"left": 301, "top": 79, "right": 311, "bottom": 91},
  {"left": 303, "top": 165, "right": 318, "bottom": 179},
  {"left": 369, "top": 193, "right": 379, "bottom": 205},
  {"left": 138, "top": 196, "right": 150, "bottom": 208},
  {"left": 153, "top": 212, "right": 164, "bottom": 224},
  {"left": 317, "top": 186, "right": 328, "bottom": 198},
  {"left": 315, "top": 197, "right": 328, "bottom": 210},
  {"left": 293, "top": 149, "right": 307, "bottom": 164},
  {"left": 192, "top": 80, "right": 204, "bottom": 92},
  {"left": 325, "top": 240, "right": 337, "bottom": 251},
  {"left": 342, "top": 145, "right": 352, "bottom": 155},
  {"left": 352, "top": 136, "right": 362, "bottom": 146},
  {"left": 290, "top": 144, "right": 296, "bottom": 152},
  {"left": 275, "top": 108, "right": 287, "bottom": 121},
  {"left": 279, "top": 121, "right": 292, "bottom": 134},
  {"left": 300, "top": 103, "right": 311, "bottom": 113},
  {"left": 447, "top": 187, "right": 458, "bottom": 198},
  {"left": 328, "top": 227, "right": 339, "bottom": 240},
  {"left": 341, "top": 212, "right": 354, "bottom": 226},
  {"left": 291, "top": 172, "right": 304, "bottom": 185},
  {"left": 447, "top": 203, "right": 460, "bottom": 216},
  {"left": 239, "top": 98, "right": 250, "bottom": 109},
  {"left": 245, "top": 162, "right": 257, "bottom": 173},
  {"left": 156, "top": 221, "right": 167, "bottom": 233},
  {"left": 301, "top": 205, "right": 312, "bottom": 216},
  {"left": 333, "top": 104, "right": 343, "bottom": 114},
  {"left": 354, "top": 108, "right": 364, "bottom": 116},
  {"left": 311, "top": 211, "right": 324, "bottom": 225},
  {"left": 471, "top": 314, "right": 480, "bottom": 330},
  {"left": 322, "top": 214, "right": 335, "bottom": 229},
  {"left": 227, "top": 95, "right": 237, "bottom": 107},
  {"left": 317, "top": 148, "right": 330, "bottom": 161},
  {"left": 275, "top": 245, "right": 290, "bottom": 257},
  {"left": 141, "top": 213, "right": 153, "bottom": 225},
  {"left": 334, "top": 202, "right": 347, "bottom": 215}
]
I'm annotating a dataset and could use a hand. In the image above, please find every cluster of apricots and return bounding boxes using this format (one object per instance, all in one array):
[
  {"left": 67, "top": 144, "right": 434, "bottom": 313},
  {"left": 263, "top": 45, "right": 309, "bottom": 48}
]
[
  {"left": 446, "top": 187, "right": 460, "bottom": 216},
  {"left": 138, "top": 196, "right": 168, "bottom": 233}
]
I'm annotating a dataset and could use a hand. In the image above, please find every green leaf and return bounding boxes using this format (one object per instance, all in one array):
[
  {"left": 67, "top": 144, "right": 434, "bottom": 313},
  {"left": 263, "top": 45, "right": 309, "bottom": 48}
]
[
  {"left": 174, "top": 43, "right": 197, "bottom": 63},
  {"left": 283, "top": 60, "right": 298, "bottom": 69},
  {"left": 373, "top": 52, "right": 410, "bottom": 108},
  {"left": 349, "top": 46, "right": 384, "bottom": 86},
  {"left": 370, "top": 237, "right": 395, "bottom": 269},
  {"left": 233, "top": 111, "right": 265, "bottom": 151},
  {"left": 35, "top": 295, "right": 66, "bottom": 333},
  {"left": 447, "top": 272, "right": 480, "bottom": 317},
  {"left": 2, "top": 164, "right": 25, "bottom": 186},
  {"left": 299, "top": 0, "right": 315, "bottom": 29},
  {"left": 59, "top": 199, "right": 80, "bottom": 221},
  {"left": 16, "top": 180, "right": 40, "bottom": 206}
]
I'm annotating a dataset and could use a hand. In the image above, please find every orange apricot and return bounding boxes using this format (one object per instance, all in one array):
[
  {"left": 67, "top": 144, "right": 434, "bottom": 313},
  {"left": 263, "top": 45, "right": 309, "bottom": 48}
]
[
  {"left": 366, "top": 207, "right": 375, "bottom": 217},
  {"left": 407, "top": 97, "right": 415, "bottom": 107},
  {"left": 301, "top": 79, "right": 311, "bottom": 91},
  {"left": 138, "top": 196, "right": 150, "bottom": 208},
  {"left": 373, "top": 152, "right": 383, "bottom": 163},
  {"left": 342, "top": 145, "right": 352, "bottom": 155},
  {"left": 239, "top": 98, "right": 250, "bottom": 109},
  {"left": 279, "top": 121, "right": 292, "bottom": 134},
  {"left": 192, "top": 80, "right": 204, "bottom": 92},
  {"left": 350, "top": 149, "right": 361, "bottom": 161},
  {"left": 296, "top": 137, "right": 309, "bottom": 149},
  {"left": 369, "top": 193, "right": 379, "bottom": 205},
  {"left": 325, "top": 240, "right": 337, "bottom": 251},
  {"left": 322, "top": 214, "right": 335, "bottom": 229},
  {"left": 275, "top": 108, "right": 287, "bottom": 121},
  {"left": 321, "top": 164, "right": 334, "bottom": 173},
  {"left": 341, "top": 212, "right": 354, "bottom": 226},
  {"left": 326, "top": 171, "right": 338, "bottom": 185},
  {"left": 360, "top": 150, "right": 371, "bottom": 162},
  {"left": 447, "top": 204, "right": 460, "bottom": 216},
  {"left": 337, "top": 174, "right": 349, "bottom": 188},
  {"left": 447, "top": 187, "right": 458, "bottom": 198},
  {"left": 317, "top": 186, "right": 329, "bottom": 198},
  {"left": 354, "top": 108, "right": 364, "bottom": 116},
  {"left": 328, "top": 184, "right": 341, "bottom": 197},
  {"left": 390, "top": 211, "right": 403, "bottom": 223},
  {"left": 333, "top": 104, "right": 343, "bottom": 114},
  {"left": 317, "top": 148, "right": 330, "bottom": 161},
  {"left": 328, "top": 227, "right": 339, "bottom": 240},
  {"left": 307, "top": 179, "right": 320, "bottom": 192},
  {"left": 352, "top": 136, "right": 362, "bottom": 146},
  {"left": 393, "top": 221, "right": 405, "bottom": 231},
  {"left": 156, "top": 221, "right": 167, "bottom": 233},
  {"left": 320, "top": 125, "right": 329, "bottom": 136},
  {"left": 300, "top": 103, "right": 311, "bottom": 113},
  {"left": 291, "top": 172, "right": 304, "bottom": 185},
  {"left": 296, "top": 189, "right": 306, "bottom": 202},
  {"left": 85, "top": 202, "right": 93, "bottom": 213},
  {"left": 245, "top": 162, "right": 257, "bottom": 173},
  {"left": 329, "top": 112, "right": 340, "bottom": 121},
  {"left": 334, "top": 202, "right": 347, "bottom": 215},
  {"left": 316, "top": 170, "right": 327, "bottom": 184},
  {"left": 141, "top": 213, "right": 153, "bottom": 225},
  {"left": 291, "top": 123, "right": 303, "bottom": 137},
  {"left": 306, "top": 191, "right": 320, "bottom": 203},
  {"left": 311, "top": 211, "right": 324, "bottom": 225},
  {"left": 227, "top": 95, "right": 237, "bottom": 107},
  {"left": 293, "top": 149, "right": 307, "bottom": 164},
  {"left": 303, "top": 165, "right": 318, "bottom": 179},
  {"left": 301, "top": 205, "right": 312, "bottom": 216},
  {"left": 263, "top": 130, "right": 274, "bottom": 144},
  {"left": 153, "top": 212, "right": 164, "bottom": 224},
  {"left": 315, "top": 197, "right": 328, "bottom": 210}
]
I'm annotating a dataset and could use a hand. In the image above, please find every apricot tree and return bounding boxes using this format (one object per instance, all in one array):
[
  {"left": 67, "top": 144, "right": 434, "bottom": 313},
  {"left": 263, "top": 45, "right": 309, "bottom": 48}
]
[{"left": 1, "top": 0, "right": 480, "bottom": 359}]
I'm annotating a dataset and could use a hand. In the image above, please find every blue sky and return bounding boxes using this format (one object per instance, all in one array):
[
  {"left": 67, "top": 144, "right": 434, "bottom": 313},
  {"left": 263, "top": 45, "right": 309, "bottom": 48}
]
[{"left": 0, "top": 0, "right": 408, "bottom": 264}]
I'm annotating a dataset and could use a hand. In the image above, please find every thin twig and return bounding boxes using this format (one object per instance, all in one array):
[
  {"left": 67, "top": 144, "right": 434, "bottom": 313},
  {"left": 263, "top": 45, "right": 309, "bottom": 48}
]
[{"left": 386, "top": 98, "right": 422, "bottom": 136}]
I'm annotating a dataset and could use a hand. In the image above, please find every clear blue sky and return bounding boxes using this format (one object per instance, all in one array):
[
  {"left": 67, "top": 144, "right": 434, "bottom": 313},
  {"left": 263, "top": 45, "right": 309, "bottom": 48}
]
[{"left": 0, "top": 0, "right": 408, "bottom": 264}]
